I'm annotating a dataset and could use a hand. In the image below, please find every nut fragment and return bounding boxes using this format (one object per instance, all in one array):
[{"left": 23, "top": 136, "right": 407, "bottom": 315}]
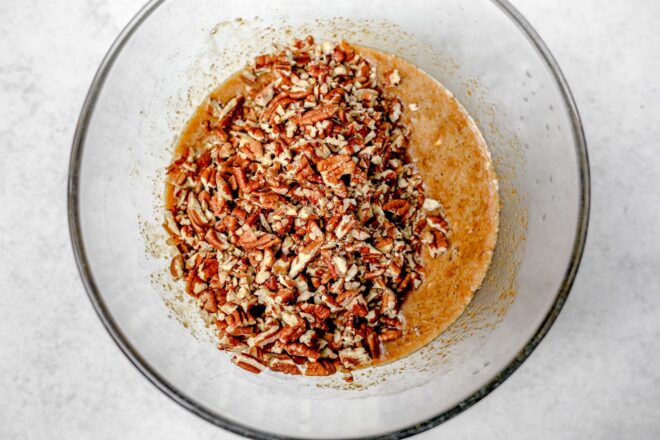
[
  {"left": 269, "top": 355, "right": 302, "bottom": 375},
  {"left": 296, "top": 104, "right": 339, "bottom": 125},
  {"left": 383, "top": 199, "right": 412, "bottom": 217},
  {"left": 289, "top": 238, "right": 323, "bottom": 278},
  {"left": 305, "top": 360, "right": 337, "bottom": 376},
  {"left": 232, "top": 352, "right": 266, "bottom": 374},
  {"left": 170, "top": 254, "right": 184, "bottom": 279},
  {"left": 285, "top": 342, "right": 321, "bottom": 361}
]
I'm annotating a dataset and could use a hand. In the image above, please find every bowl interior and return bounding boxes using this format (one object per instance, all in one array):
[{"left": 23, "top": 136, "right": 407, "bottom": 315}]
[{"left": 71, "top": 0, "right": 587, "bottom": 438}]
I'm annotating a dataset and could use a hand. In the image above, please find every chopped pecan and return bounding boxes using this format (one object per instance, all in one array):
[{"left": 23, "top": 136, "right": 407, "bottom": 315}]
[
  {"left": 285, "top": 342, "right": 321, "bottom": 360},
  {"left": 305, "top": 360, "right": 337, "bottom": 376},
  {"left": 427, "top": 214, "right": 449, "bottom": 232},
  {"left": 225, "top": 308, "right": 253, "bottom": 328},
  {"left": 379, "top": 328, "right": 403, "bottom": 342},
  {"left": 383, "top": 199, "right": 412, "bottom": 217},
  {"left": 316, "top": 154, "right": 355, "bottom": 186},
  {"left": 296, "top": 104, "right": 339, "bottom": 125},
  {"left": 239, "top": 231, "right": 281, "bottom": 250},
  {"left": 269, "top": 355, "right": 301, "bottom": 375},
  {"left": 218, "top": 334, "right": 246, "bottom": 351},
  {"left": 279, "top": 324, "right": 307, "bottom": 343},
  {"left": 366, "top": 332, "right": 381, "bottom": 358},
  {"left": 164, "top": 37, "right": 452, "bottom": 378},
  {"left": 288, "top": 238, "right": 323, "bottom": 278},
  {"left": 338, "top": 347, "right": 370, "bottom": 368},
  {"left": 248, "top": 326, "right": 281, "bottom": 348},
  {"left": 429, "top": 230, "right": 449, "bottom": 257},
  {"left": 274, "top": 288, "right": 296, "bottom": 304},
  {"left": 170, "top": 254, "right": 184, "bottom": 279},
  {"left": 215, "top": 96, "right": 244, "bottom": 128},
  {"left": 232, "top": 352, "right": 266, "bottom": 374},
  {"left": 300, "top": 303, "right": 331, "bottom": 321},
  {"left": 336, "top": 289, "right": 359, "bottom": 308}
]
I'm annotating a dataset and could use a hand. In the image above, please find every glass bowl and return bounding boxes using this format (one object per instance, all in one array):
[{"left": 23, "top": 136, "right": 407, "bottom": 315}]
[{"left": 68, "top": 0, "right": 589, "bottom": 438}]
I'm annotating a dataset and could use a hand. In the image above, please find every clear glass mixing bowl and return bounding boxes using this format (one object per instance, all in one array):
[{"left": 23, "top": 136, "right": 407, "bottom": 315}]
[{"left": 68, "top": 0, "right": 589, "bottom": 438}]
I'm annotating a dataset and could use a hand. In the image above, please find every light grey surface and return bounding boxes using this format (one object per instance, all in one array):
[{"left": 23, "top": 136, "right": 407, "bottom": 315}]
[{"left": 0, "top": 0, "right": 658, "bottom": 439}]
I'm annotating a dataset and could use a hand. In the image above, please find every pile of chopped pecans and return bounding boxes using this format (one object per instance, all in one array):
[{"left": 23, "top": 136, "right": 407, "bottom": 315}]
[{"left": 164, "top": 36, "right": 449, "bottom": 379}]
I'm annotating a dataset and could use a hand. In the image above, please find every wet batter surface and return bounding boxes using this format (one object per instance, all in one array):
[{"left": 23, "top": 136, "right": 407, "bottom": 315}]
[
  {"left": 359, "top": 48, "right": 499, "bottom": 364},
  {"left": 166, "top": 44, "right": 499, "bottom": 367}
]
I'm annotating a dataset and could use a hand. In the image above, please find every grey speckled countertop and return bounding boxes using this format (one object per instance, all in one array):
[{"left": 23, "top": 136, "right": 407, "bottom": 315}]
[{"left": 1, "top": 0, "right": 659, "bottom": 438}]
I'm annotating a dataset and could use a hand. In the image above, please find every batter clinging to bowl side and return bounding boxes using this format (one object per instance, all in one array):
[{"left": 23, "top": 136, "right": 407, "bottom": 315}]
[{"left": 163, "top": 36, "right": 499, "bottom": 378}]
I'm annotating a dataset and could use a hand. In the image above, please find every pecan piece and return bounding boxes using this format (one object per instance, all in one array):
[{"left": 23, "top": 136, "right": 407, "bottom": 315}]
[
  {"left": 305, "top": 360, "right": 337, "bottom": 376},
  {"left": 237, "top": 133, "right": 264, "bottom": 160},
  {"left": 232, "top": 352, "right": 266, "bottom": 374},
  {"left": 269, "top": 355, "right": 302, "bottom": 375},
  {"left": 279, "top": 324, "right": 307, "bottom": 344},
  {"left": 379, "top": 328, "right": 403, "bottom": 342},
  {"left": 316, "top": 154, "right": 355, "bottom": 185},
  {"left": 205, "top": 229, "right": 227, "bottom": 250},
  {"left": 248, "top": 326, "right": 281, "bottom": 348},
  {"left": 336, "top": 289, "right": 359, "bottom": 308},
  {"left": 170, "top": 254, "right": 184, "bottom": 279},
  {"left": 285, "top": 342, "right": 321, "bottom": 361},
  {"left": 429, "top": 230, "right": 449, "bottom": 257},
  {"left": 300, "top": 303, "right": 331, "bottom": 320},
  {"left": 380, "top": 290, "right": 397, "bottom": 316},
  {"left": 186, "top": 192, "right": 208, "bottom": 229},
  {"left": 254, "top": 84, "right": 274, "bottom": 107},
  {"left": 218, "top": 334, "right": 246, "bottom": 351},
  {"left": 427, "top": 215, "right": 449, "bottom": 232},
  {"left": 366, "top": 332, "right": 381, "bottom": 358},
  {"left": 296, "top": 104, "right": 339, "bottom": 125},
  {"left": 239, "top": 230, "right": 281, "bottom": 250},
  {"left": 288, "top": 238, "right": 323, "bottom": 278},
  {"left": 200, "top": 291, "right": 217, "bottom": 312},
  {"left": 338, "top": 347, "right": 371, "bottom": 368},
  {"left": 262, "top": 93, "right": 293, "bottom": 122},
  {"left": 225, "top": 308, "right": 253, "bottom": 328},
  {"left": 383, "top": 199, "right": 412, "bottom": 217},
  {"left": 215, "top": 96, "right": 244, "bottom": 128}
]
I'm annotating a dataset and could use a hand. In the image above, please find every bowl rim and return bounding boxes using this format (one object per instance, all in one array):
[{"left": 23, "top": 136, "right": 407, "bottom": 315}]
[{"left": 67, "top": 0, "right": 590, "bottom": 438}]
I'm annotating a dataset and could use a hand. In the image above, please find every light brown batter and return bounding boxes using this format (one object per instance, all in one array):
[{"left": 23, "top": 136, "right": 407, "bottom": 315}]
[
  {"left": 359, "top": 48, "right": 499, "bottom": 364},
  {"left": 167, "top": 44, "right": 499, "bottom": 366}
]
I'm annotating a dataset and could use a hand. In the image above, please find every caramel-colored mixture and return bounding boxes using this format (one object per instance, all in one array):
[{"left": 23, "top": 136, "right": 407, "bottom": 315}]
[
  {"left": 359, "top": 48, "right": 499, "bottom": 364},
  {"left": 166, "top": 45, "right": 498, "bottom": 367}
]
